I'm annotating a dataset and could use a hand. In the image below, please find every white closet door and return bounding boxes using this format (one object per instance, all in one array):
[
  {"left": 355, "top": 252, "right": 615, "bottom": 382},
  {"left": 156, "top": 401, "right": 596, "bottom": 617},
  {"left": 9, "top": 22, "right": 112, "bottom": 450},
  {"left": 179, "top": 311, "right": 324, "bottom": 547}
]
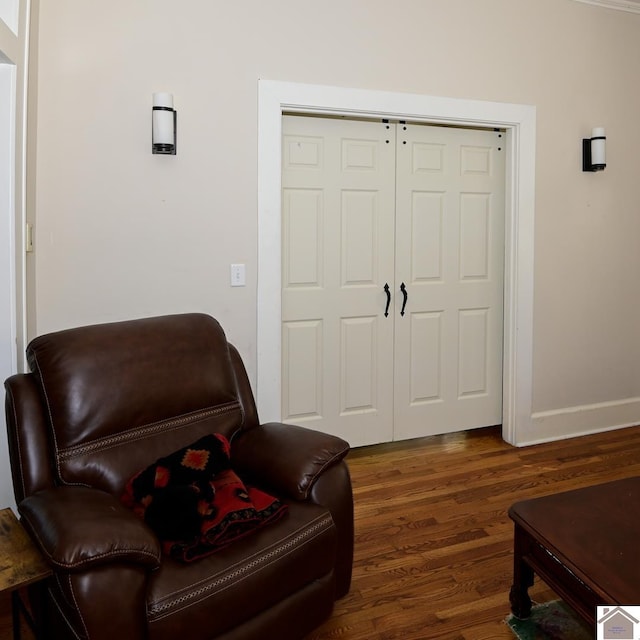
[
  {"left": 281, "top": 116, "right": 506, "bottom": 447},
  {"left": 393, "top": 123, "right": 505, "bottom": 440},
  {"left": 281, "top": 115, "right": 396, "bottom": 447}
]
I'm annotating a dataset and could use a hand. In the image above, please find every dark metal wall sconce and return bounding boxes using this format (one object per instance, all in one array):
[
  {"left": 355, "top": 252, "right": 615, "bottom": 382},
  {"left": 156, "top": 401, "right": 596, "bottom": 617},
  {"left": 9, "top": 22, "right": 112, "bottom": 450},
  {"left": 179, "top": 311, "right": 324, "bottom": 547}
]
[
  {"left": 582, "top": 127, "right": 606, "bottom": 172},
  {"left": 152, "top": 92, "right": 176, "bottom": 155}
]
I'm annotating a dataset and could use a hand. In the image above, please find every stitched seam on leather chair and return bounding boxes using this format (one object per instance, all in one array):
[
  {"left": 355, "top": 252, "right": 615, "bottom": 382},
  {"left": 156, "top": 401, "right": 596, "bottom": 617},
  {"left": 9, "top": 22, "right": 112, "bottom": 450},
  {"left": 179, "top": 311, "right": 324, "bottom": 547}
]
[
  {"left": 302, "top": 449, "right": 350, "bottom": 499},
  {"left": 148, "top": 513, "right": 334, "bottom": 618},
  {"left": 49, "top": 584, "right": 84, "bottom": 640},
  {"left": 54, "top": 548, "right": 161, "bottom": 569},
  {"left": 47, "top": 575, "right": 88, "bottom": 640},
  {"left": 24, "top": 516, "right": 161, "bottom": 569},
  {"left": 66, "top": 573, "right": 90, "bottom": 639},
  {"left": 56, "top": 402, "right": 242, "bottom": 461}
]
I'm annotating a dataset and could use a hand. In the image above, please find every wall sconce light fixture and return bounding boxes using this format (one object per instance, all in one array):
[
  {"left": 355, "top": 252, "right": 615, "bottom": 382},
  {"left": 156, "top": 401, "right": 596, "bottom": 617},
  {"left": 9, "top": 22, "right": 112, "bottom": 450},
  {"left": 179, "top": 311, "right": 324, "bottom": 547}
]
[
  {"left": 582, "top": 127, "right": 606, "bottom": 172},
  {"left": 152, "top": 92, "right": 176, "bottom": 155}
]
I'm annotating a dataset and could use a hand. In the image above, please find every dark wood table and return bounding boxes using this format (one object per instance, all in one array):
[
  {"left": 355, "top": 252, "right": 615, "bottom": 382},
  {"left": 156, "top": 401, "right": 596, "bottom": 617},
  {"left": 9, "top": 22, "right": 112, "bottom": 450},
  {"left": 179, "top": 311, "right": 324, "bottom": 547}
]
[
  {"left": 508, "top": 476, "right": 640, "bottom": 627},
  {"left": 0, "top": 508, "right": 52, "bottom": 639}
]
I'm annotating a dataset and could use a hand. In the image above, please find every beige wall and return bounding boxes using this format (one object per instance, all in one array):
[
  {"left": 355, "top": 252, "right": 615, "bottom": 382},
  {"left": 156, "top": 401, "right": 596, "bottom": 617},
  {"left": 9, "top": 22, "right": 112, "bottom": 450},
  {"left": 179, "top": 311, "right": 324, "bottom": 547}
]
[{"left": 32, "top": 0, "right": 640, "bottom": 440}]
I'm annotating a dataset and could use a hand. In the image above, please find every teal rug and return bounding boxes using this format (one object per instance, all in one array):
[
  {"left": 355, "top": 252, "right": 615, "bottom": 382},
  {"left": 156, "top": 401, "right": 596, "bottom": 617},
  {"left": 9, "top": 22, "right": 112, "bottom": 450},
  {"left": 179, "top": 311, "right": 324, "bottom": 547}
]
[{"left": 506, "top": 600, "right": 592, "bottom": 640}]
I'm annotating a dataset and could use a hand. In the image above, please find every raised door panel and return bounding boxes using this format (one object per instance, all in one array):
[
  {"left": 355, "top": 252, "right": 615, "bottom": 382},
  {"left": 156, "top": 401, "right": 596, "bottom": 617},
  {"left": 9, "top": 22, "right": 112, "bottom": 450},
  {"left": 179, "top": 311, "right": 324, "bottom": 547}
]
[
  {"left": 408, "top": 311, "right": 443, "bottom": 404},
  {"left": 340, "top": 316, "right": 379, "bottom": 414},
  {"left": 341, "top": 191, "right": 378, "bottom": 286},
  {"left": 282, "top": 189, "right": 323, "bottom": 288},
  {"left": 411, "top": 192, "right": 443, "bottom": 282},
  {"left": 282, "top": 320, "right": 322, "bottom": 420},
  {"left": 458, "top": 308, "right": 489, "bottom": 397},
  {"left": 459, "top": 193, "right": 490, "bottom": 281}
]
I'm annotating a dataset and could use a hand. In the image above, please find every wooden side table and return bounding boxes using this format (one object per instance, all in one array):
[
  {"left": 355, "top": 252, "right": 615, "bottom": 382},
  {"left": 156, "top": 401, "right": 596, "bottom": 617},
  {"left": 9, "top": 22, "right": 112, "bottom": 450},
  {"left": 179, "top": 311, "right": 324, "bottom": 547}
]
[{"left": 0, "top": 508, "right": 52, "bottom": 639}]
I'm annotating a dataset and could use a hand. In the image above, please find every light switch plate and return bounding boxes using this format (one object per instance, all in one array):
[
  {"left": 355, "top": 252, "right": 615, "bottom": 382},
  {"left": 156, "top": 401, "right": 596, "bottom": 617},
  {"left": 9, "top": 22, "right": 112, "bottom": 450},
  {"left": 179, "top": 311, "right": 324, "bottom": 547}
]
[{"left": 230, "top": 263, "right": 246, "bottom": 287}]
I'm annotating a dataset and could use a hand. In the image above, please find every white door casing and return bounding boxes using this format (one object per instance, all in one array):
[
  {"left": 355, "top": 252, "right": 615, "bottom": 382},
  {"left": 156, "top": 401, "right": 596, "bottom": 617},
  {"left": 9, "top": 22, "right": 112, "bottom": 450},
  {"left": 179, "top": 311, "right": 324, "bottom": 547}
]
[
  {"left": 1, "top": 0, "right": 32, "bottom": 512},
  {"left": 257, "top": 80, "right": 536, "bottom": 447}
]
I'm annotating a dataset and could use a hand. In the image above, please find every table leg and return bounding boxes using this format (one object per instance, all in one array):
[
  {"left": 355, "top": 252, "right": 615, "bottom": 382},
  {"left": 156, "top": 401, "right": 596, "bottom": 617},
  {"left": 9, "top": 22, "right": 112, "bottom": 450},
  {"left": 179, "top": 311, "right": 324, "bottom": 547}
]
[
  {"left": 10, "top": 585, "right": 48, "bottom": 640},
  {"left": 33, "top": 581, "right": 48, "bottom": 640},
  {"left": 509, "top": 524, "right": 534, "bottom": 619},
  {"left": 11, "top": 591, "right": 22, "bottom": 640}
]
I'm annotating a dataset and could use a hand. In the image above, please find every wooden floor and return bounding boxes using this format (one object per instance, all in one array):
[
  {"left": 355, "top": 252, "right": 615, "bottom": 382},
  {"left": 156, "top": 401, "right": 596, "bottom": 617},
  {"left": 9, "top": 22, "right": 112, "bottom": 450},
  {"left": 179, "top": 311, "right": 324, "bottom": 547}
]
[
  {"left": 305, "top": 424, "right": 640, "bottom": 640},
  {"left": 1, "top": 424, "right": 639, "bottom": 639}
]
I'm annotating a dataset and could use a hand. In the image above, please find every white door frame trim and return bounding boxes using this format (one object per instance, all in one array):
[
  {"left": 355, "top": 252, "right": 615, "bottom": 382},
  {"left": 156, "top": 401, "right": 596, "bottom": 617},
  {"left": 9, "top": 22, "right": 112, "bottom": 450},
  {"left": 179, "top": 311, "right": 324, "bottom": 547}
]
[{"left": 257, "top": 79, "right": 536, "bottom": 446}]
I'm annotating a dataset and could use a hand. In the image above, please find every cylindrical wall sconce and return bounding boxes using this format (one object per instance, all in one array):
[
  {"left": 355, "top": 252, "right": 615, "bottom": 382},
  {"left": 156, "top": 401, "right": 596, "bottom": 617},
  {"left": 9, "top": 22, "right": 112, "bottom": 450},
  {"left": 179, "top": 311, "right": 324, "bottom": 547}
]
[
  {"left": 152, "top": 92, "right": 176, "bottom": 155},
  {"left": 582, "top": 127, "right": 606, "bottom": 172}
]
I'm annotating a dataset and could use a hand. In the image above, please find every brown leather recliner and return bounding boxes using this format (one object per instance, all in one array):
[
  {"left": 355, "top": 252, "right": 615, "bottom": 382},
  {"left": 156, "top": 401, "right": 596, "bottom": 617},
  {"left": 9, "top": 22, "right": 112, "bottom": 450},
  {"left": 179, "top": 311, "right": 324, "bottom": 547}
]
[{"left": 4, "top": 313, "right": 353, "bottom": 640}]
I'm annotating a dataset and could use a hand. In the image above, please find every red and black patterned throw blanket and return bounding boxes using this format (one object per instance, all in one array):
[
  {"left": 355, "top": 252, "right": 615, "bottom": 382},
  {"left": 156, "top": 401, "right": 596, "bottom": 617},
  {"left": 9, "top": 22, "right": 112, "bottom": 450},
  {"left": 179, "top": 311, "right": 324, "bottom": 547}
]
[{"left": 121, "top": 433, "right": 287, "bottom": 562}]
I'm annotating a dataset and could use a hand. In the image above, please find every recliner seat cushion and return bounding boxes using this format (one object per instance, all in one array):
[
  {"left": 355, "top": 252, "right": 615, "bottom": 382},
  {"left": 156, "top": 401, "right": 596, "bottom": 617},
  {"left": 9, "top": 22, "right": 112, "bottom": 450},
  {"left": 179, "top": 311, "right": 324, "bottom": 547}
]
[{"left": 147, "top": 501, "right": 336, "bottom": 640}]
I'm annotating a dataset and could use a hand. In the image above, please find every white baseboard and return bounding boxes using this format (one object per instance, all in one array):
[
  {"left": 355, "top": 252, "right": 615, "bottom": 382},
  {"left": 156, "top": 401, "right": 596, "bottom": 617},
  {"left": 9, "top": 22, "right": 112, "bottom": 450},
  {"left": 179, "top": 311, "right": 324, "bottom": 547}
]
[{"left": 517, "top": 397, "right": 640, "bottom": 446}]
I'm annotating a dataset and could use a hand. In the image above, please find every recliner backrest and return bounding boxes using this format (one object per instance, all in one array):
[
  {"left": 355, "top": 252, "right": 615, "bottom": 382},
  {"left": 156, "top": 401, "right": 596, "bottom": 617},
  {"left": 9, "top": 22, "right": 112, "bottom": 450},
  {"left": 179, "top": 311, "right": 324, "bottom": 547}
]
[{"left": 24, "top": 314, "right": 245, "bottom": 495}]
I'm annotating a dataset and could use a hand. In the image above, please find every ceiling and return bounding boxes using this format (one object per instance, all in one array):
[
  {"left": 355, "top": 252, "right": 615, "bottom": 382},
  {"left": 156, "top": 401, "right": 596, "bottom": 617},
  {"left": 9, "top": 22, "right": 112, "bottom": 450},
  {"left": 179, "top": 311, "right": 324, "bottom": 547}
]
[{"left": 572, "top": 0, "right": 640, "bottom": 13}]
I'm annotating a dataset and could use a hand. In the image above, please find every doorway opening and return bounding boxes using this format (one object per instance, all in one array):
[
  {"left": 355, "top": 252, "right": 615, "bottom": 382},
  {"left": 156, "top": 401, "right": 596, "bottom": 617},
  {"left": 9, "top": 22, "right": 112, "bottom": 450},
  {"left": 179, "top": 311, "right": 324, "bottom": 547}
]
[
  {"left": 281, "top": 115, "right": 506, "bottom": 446},
  {"left": 257, "top": 80, "right": 536, "bottom": 446}
]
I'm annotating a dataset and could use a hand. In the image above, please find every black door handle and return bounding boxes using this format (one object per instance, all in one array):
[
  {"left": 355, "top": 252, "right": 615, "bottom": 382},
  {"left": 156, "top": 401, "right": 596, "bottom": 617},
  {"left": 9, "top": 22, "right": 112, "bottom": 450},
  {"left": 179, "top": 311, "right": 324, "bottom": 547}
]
[
  {"left": 400, "top": 282, "right": 408, "bottom": 316},
  {"left": 383, "top": 283, "right": 391, "bottom": 317}
]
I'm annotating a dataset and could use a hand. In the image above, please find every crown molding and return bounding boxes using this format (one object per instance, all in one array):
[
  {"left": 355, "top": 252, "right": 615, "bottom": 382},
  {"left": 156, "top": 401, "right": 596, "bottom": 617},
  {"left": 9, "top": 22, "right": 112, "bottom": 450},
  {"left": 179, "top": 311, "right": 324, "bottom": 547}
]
[{"left": 572, "top": 0, "right": 640, "bottom": 14}]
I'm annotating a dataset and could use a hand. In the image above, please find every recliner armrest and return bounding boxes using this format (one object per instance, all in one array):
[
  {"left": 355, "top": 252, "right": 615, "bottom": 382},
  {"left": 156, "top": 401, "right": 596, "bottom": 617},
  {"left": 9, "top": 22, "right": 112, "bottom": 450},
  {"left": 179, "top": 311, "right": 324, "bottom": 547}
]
[
  {"left": 19, "top": 486, "right": 161, "bottom": 571},
  {"left": 231, "top": 422, "right": 350, "bottom": 500}
]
